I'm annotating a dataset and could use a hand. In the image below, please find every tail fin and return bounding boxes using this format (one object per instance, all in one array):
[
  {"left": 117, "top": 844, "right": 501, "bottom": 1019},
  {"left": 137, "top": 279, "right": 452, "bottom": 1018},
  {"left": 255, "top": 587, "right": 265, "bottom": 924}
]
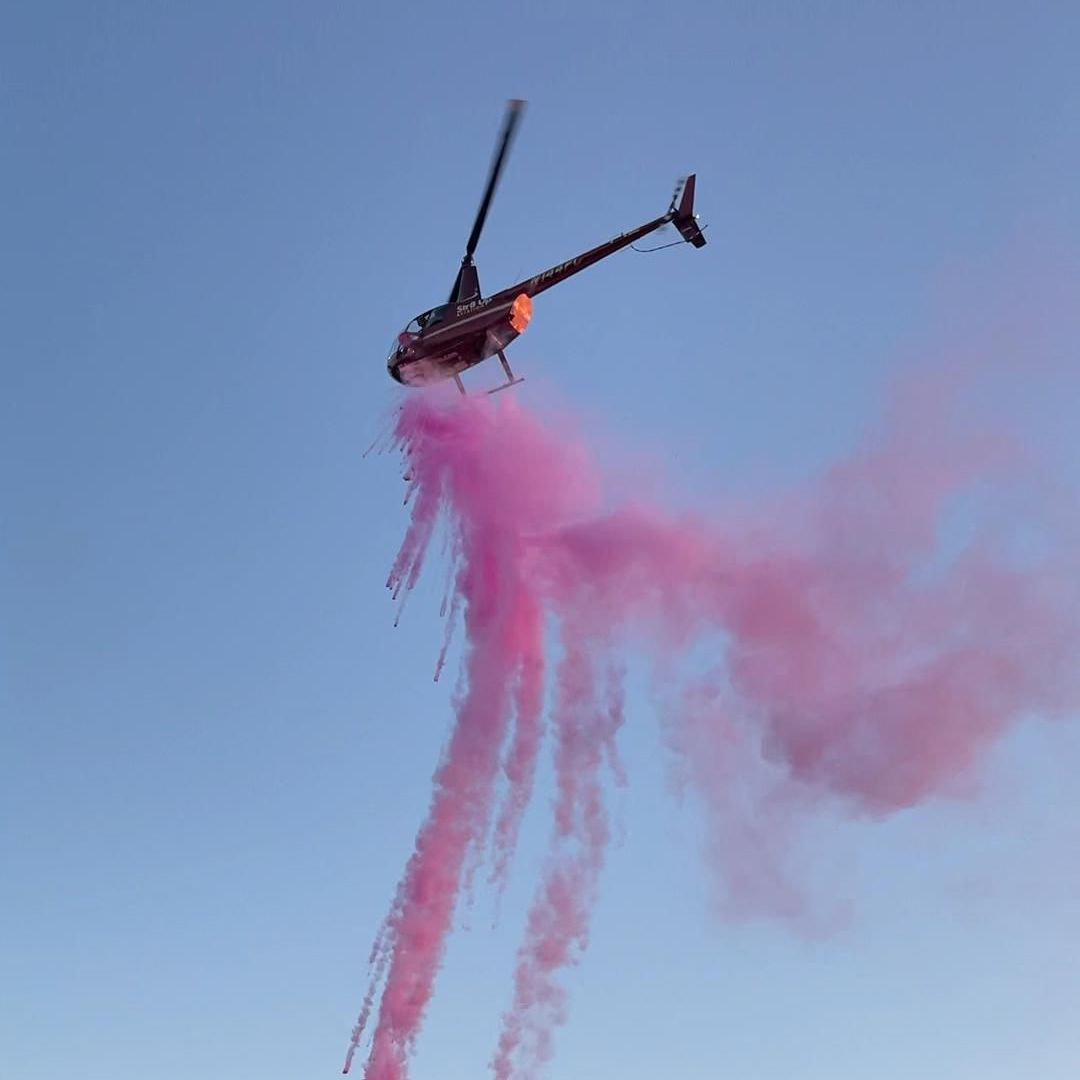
[{"left": 671, "top": 174, "right": 707, "bottom": 248}]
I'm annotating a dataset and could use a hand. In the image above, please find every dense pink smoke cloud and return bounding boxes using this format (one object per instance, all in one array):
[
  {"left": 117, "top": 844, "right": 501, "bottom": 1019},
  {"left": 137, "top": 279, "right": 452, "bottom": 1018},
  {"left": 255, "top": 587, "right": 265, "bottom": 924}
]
[{"left": 345, "top": 325, "right": 1079, "bottom": 1079}]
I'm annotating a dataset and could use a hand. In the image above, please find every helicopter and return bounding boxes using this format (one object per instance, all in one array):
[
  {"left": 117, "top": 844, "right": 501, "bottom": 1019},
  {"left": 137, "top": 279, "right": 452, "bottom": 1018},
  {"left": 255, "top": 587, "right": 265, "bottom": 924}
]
[{"left": 387, "top": 99, "right": 707, "bottom": 394}]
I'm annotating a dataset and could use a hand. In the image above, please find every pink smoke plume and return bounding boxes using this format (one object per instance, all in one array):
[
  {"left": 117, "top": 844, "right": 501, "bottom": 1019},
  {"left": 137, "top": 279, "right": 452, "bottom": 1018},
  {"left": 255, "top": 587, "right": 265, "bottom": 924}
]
[{"left": 345, "top": 338, "right": 1079, "bottom": 1079}]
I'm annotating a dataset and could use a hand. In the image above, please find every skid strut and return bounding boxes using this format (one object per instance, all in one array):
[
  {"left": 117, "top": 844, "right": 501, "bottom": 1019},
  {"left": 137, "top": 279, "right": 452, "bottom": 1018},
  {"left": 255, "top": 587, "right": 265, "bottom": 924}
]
[{"left": 488, "top": 350, "right": 525, "bottom": 395}]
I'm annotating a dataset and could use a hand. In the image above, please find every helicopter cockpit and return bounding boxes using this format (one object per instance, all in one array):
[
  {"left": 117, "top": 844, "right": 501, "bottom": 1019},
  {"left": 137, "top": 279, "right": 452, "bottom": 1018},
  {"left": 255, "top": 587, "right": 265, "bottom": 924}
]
[{"left": 387, "top": 305, "right": 450, "bottom": 363}]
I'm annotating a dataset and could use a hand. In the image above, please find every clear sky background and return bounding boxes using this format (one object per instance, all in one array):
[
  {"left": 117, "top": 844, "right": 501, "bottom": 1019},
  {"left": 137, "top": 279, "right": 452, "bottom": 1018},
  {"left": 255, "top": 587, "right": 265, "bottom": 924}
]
[{"left": 3, "top": 3, "right": 1080, "bottom": 1080}]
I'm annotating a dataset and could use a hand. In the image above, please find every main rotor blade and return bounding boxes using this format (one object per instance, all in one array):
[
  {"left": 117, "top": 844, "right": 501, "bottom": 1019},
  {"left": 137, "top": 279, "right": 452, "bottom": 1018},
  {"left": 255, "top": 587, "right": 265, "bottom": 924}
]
[{"left": 463, "top": 99, "right": 525, "bottom": 262}]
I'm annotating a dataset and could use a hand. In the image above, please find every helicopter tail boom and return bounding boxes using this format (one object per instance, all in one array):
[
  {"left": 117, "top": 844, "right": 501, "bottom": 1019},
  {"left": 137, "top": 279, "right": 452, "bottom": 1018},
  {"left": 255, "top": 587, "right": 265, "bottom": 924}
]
[{"left": 671, "top": 174, "right": 707, "bottom": 248}]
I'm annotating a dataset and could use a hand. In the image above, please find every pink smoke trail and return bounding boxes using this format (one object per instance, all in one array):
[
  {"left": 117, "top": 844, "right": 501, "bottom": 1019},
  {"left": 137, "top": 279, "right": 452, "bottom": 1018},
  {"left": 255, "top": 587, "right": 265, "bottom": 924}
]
[
  {"left": 344, "top": 400, "right": 595, "bottom": 1079},
  {"left": 492, "top": 647, "right": 626, "bottom": 1080},
  {"left": 349, "top": 326, "right": 1079, "bottom": 1078},
  {"left": 487, "top": 592, "right": 546, "bottom": 895},
  {"left": 342, "top": 922, "right": 393, "bottom": 1075}
]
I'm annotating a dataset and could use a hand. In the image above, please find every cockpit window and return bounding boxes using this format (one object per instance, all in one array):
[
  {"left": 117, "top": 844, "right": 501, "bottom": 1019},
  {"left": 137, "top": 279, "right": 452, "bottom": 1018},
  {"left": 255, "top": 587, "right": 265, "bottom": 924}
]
[
  {"left": 391, "top": 304, "right": 451, "bottom": 361},
  {"left": 402, "top": 305, "right": 447, "bottom": 335}
]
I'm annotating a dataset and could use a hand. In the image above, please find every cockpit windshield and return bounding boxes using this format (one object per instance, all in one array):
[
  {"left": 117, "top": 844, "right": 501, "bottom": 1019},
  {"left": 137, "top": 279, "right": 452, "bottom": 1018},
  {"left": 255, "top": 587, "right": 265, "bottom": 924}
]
[
  {"left": 388, "top": 305, "right": 451, "bottom": 363},
  {"left": 417, "top": 305, "right": 450, "bottom": 330}
]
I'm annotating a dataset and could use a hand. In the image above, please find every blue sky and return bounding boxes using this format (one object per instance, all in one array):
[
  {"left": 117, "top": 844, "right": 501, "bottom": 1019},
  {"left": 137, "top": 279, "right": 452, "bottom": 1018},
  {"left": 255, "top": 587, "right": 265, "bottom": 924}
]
[{"left": 3, "top": 3, "right": 1079, "bottom": 1079}]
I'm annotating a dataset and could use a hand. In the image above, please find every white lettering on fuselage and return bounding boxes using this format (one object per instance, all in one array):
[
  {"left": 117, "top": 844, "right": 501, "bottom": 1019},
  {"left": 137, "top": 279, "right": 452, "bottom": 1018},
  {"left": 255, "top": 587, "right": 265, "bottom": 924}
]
[
  {"left": 455, "top": 297, "right": 492, "bottom": 317},
  {"left": 529, "top": 256, "right": 581, "bottom": 289}
]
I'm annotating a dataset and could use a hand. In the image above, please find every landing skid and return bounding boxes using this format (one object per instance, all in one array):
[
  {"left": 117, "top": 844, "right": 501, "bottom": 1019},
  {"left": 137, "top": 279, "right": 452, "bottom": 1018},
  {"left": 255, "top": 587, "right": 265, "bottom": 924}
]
[
  {"left": 451, "top": 351, "right": 524, "bottom": 396},
  {"left": 487, "top": 350, "right": 524, "bottom": 395}
]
